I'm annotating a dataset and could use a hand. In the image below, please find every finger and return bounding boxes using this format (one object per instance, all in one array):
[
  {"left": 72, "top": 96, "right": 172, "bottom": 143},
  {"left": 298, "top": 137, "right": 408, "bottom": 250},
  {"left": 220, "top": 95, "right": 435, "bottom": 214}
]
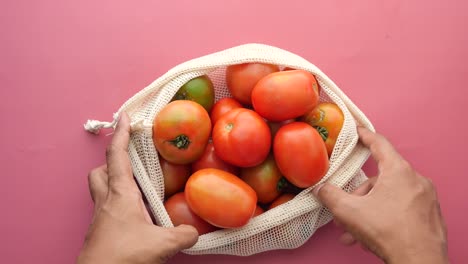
[
  {"left": 106, "top": 112, "right": 134, "bottom": 186},
  {"left": 156, "top": 225, "right": 198, "bottom": 255},
  {"left": 88, "top": 165, "right": 109, "bottom": 206},
  {"left": 313, "top": 183, "right": 356, "bottom": 217},
  {"left": 351, "top": 176, "right": 377, "bottom": 196},
  {"left": 357, "top": 127, "right": 402, "bottom": 170},
  {"left": 339, "top": 232, "right": 356, "bottom": 246}
]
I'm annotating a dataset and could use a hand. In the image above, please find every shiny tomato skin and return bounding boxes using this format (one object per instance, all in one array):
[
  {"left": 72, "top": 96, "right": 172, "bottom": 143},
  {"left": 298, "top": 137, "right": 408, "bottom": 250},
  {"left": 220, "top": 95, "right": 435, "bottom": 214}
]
[
  {"left": 172, "top": 75, "right": 215, "bottom": 113},
  {"left": 283, "top": 67, "right": 321, "bottom": 95},
  {"left": 191, "top": 141, "right": 239, "bottom": 175},
  {"left": 240, "top": 155, "right": 282, "bottom": 204},
  {"left": 268, "top": 193, "right": 295, "bottom": 209},
  {"left": 268, "top": 119, "right": 295, "bottom": 142},
  {"left": 252, "top": 70, "right": 319, "bottom": 121},
  {"left": 185, "top": 168, "right": 257, "bottom": 228},
  {"left": 302, "top": 103, "right": 344, "bottom": 157},
  {"left": 253, "top": 205, "right": 264, "bottom": 217},
  {"left": 159, "top": 157, "right": 191, "bottom": 198},
  {"left": 226, "top": 63, "right": 280, "bottom": 105},
  {"left": 212, "top": 108, "right": 271, "bottom": 167},
  {"left": 164, "top": 192, "right": 218, "bottom": 235},
  {"left": 210, "top": 97, "right": 243, "bottom": 125},
  {"left": 153, "top": 100, "right": 211, "bottom": 165},
  {"left": 273, "top": 122, "right": 329, "bottom": 188}
]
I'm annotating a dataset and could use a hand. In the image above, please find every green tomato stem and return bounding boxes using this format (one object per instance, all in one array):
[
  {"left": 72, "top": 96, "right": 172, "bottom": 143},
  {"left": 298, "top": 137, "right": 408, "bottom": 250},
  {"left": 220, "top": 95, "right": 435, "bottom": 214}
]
[{"left": 167, "top": 134, "right": 191, "bottom": 149}]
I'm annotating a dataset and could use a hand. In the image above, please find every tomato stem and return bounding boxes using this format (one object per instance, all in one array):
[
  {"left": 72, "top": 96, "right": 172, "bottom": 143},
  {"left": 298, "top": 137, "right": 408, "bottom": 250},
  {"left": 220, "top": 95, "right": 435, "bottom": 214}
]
[
  {"left": 225, "top": 123, "right": 234, "bottom": 131},
  {"left": 277, "top": 177, "right": 303, "bottom": 194},
  {"left": 167, "top": 134, "right": 191, "bottom": 149},
  {"left": 314, "top": 126, "right": 329, "bottom": 141}
]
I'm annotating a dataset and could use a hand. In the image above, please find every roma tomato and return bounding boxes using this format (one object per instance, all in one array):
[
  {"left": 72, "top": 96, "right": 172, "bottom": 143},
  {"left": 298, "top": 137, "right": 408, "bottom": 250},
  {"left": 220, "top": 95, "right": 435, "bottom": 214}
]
[
  {"left": 253, "top": 205, "right": 264, "bottom": 217},
  {"left": 302, "top": 103, "right": 344, "bottom": 157},
  {"left": 153, "top": 100, "right": 211, "bottom": 164},
  {"left": 240, "top": 155, "right": 282, "bottom": 204},
  {"left": 283, "top": 67, "right": 321, "bottom": 95},
  {"left": 165, "top": 192, "right": 217, "bottom": 235},
  {"left": 159, "top": 157, "right": 191, "bottom": 198},
  {"left": 210, "top": 97, "right": 243, "bottom": 125},
  {"left": 185, "top": 168, "right": 257, "bottom": 228},
  {"left": 269, "top": 193, "right": 295, "bottom": 209},
  {"left": 192, "top": 141, "right": 239, "bottom": 175},
  {"left": 226, "top": 63, "right": 279, "bottom": 105},
  {"left": 252, "top": 70, "right": 319, "bottom": 121},
  {"left": 213, "top": 108, "right": 271, "bottom": 167},
  {"left": 268, "top": 119, "right": 295, "bottom": 142},
  {"left": 172, "top": 75, "right": 215, "bottom": 113},
  {"left": 274, "top": 122, "right": 329, "bottom": 188}
]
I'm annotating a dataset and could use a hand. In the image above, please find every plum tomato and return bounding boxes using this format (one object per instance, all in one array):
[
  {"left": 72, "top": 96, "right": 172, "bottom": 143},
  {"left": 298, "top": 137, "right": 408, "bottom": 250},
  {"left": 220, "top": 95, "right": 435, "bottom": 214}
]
[
  {"left": 212, "top": 108, "right": 271, "bottom": 167},
  {"left": 226, "top": 63, "right": 279, "bottom": 105},
  {"left": 273, "top": 122, "right": 329, "bottom": 188},
  {"left": 185, "top": 168, "right": 257, "bottom": 228},
  {"left": 164, "top": 192, "right": 217, "bottom": 235},
  {"left": 159, "top": 156, "right": 191, "bottom": 198},
  {"left": 153, "top": 100, "right": 211, "bottom": 165},
  {"left": 252, "top": 70, "right": 319, "bottom": 121},
  {"left": 172, "top": 75, "right": 215, "bottom": 113},
  {"left": 191, "top": 141, "right": 239, "bottom": 175},
  {"left": 240, "top": 155, "right": 282, "bottom": 204},
  {"left": 302, "top": 102, "right": 344, "bottom": 157}
]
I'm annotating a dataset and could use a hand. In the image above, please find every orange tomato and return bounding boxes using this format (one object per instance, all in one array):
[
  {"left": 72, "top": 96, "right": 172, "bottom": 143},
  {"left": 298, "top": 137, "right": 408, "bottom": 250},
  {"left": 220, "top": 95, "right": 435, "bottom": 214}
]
[{"left": 269, "top": 193, "right": 295, "bottom": 209}]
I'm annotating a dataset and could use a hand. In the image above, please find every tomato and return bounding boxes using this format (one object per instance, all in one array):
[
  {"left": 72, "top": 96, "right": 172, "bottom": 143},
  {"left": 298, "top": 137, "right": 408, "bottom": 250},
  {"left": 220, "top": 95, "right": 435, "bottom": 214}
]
[
  {"left": 159, "top": 156, "right": 191, "bottom": 198},
  {"left": 268, "top": 119, "right": 295, "bottom": 142},
  {"left": 283, "top": 67, "right": 321, "bottom": 95},
  {"left": 226, "top": 63, "right": 279, "bottom": 105},
  {"left": 269, "top": 193, "right": 295, "bottom": 209},
  {"left": 185, "top": 168, "right": 257, "bottom": 228},
  {"left": 213, "top": 108, "right": 271, "bottom": 167},
  {"left": 240, "top": 155, "right": 282, "bottom": 204},
  {"left": 210, "top": 97, "right": 243, "bottom": 125},
  {"left": 172, "top": 75, "right": 215, "bottom": 113},
  {"left": 192, "top": 141, "right": 239, "bottom": 175},
  {"left": 253, "top": 205, "right": 264, "bottom": 217},
  {"left": 252, "top": 70, "right": 319, "bottom": 121},
  {"left": 302, "top": 103, "right": 344, "bottom": 157},
  {"left": 153, "top": 100, "right": 211, "bottom": 164},
  {"left": 273, "top": 122, "right": 329, "bottom": 188},
  {"left": 165, "top": 192, "right": 217, "bottom": 235}
]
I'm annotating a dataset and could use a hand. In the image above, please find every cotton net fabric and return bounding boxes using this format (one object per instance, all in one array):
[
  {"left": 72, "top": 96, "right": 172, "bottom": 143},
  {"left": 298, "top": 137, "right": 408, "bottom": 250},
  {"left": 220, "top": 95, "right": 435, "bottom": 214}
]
[{"left": 84, "top": 43, "right": 374, "bottom": 256}]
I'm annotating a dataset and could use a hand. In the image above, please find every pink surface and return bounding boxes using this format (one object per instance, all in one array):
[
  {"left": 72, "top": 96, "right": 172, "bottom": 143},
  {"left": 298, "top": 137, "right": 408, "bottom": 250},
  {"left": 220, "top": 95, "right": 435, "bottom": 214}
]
[{"left": 1, "top": 0, "right": 467, "bottom": 263}]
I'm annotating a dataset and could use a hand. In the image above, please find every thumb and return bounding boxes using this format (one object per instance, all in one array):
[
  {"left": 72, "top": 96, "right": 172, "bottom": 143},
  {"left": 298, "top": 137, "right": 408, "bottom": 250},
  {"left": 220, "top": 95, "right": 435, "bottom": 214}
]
[
  {"left": 169, "top": 224, "right": 199, "bottom": 250},
  {"left": 313, "top": 183, "right": 355, "bottom": 217}
]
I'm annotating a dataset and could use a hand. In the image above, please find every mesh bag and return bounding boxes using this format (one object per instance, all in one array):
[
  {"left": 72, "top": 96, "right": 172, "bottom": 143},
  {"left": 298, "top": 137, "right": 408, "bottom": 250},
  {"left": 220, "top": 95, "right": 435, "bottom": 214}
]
[{"left": 84, "top": 43, "right": 374, "bottom": 256}]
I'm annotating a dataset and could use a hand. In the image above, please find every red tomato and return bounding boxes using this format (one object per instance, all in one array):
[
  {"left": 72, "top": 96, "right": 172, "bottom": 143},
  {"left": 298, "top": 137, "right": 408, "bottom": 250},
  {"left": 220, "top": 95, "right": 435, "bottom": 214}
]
[
  {"left": 269, "top": 193, "right": 295, "bottom": 209},
  {"left": 283, "top": 67, "right": 321, "bottom": 95},
  {"left": 252, "top": 70, "right": 319, "bottom": 121},
  {"left": 213, "top": 108, "right": 271, "bottom": 167},
  {"left": 153, "top": 100, "right": 211, "bottom": 164},
  {"left": 165, "top": 192, "right": 217, "bottom": 235},
  {"left": 185, "top": 168, "right": 257, "bottom": 228},
  {"left": 274, "top": 122, "right": 329, "bottom": 188},
  {"left": 192, "top": 141, "right": 239, "bottom": 175},
  {"left": 253, "top": 205, "right": 264, "bottom": 217},
  {"left": 226, "top": 63, "right": 280, "bottom": 105},
  {"left": 210, "top": 98, "right": 243, "bottom": 125},
  {"left": 268, "top": 119, "right": 295, "bottom": 142},
  {"left": 159, "top": 156, "right": 191, "bottom": 198},
  {"left": 302, "top": 103, "right": 344, "bottom": 157},
  {"left": 240, "top": 155, "right": 282, "bottom": 204}
]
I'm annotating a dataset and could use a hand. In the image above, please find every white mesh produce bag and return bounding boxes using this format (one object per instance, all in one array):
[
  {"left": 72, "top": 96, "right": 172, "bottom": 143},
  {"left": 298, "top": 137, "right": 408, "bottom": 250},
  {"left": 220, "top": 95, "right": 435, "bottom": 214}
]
[{"left": 84, "top": 43, "right": 374, "bottom": 256}]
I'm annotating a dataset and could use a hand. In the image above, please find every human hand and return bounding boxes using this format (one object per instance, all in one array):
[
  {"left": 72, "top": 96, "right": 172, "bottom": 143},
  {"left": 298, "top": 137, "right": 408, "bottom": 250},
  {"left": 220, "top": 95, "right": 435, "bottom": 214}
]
[
  {"left": 314, "top": 127, "right": 448, "bottom": 264},
  {"left": 77, "top": 113, "right": 198, "bottom": 264}
]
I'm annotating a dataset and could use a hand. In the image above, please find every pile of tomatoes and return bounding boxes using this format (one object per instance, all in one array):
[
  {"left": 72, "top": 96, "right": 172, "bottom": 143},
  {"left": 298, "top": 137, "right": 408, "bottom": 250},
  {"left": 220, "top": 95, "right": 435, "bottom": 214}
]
[{"left": 152, "top": 63, "right": 344, "bottom": 235}]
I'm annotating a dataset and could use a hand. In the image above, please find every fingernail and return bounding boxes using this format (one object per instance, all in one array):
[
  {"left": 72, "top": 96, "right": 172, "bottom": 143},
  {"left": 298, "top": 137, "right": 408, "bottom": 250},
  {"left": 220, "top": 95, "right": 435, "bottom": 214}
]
[{"left": 313, "top": 183, "right": 324, "bottom": 196}]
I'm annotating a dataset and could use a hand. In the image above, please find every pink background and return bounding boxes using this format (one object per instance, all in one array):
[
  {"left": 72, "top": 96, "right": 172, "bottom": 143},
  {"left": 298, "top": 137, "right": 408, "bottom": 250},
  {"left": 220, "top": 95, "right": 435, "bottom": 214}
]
[{"left": 1, "top": 0, "right": 467, "bottom": 263}]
